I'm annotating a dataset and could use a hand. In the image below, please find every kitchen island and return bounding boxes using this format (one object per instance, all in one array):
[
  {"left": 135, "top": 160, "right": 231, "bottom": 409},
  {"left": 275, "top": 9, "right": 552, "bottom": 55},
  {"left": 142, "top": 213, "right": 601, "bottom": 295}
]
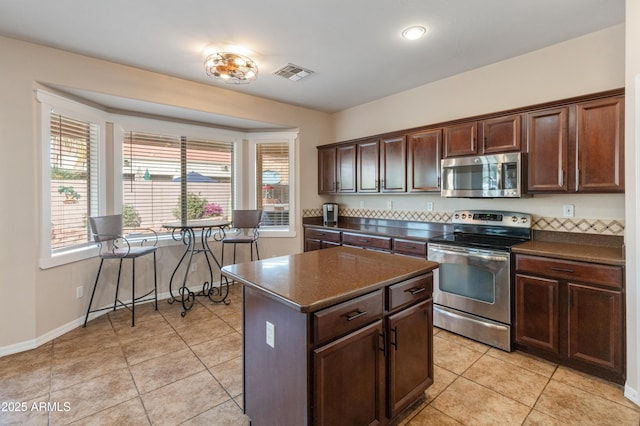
[{"left": 221, "top": 246, "right": 439, "bottom": 426}]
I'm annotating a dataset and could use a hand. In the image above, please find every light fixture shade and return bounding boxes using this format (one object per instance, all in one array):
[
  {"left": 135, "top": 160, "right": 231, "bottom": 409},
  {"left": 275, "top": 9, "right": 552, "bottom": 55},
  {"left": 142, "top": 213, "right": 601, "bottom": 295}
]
[{"left": 204, "top": 52, "right": 258, "bottom": 84}]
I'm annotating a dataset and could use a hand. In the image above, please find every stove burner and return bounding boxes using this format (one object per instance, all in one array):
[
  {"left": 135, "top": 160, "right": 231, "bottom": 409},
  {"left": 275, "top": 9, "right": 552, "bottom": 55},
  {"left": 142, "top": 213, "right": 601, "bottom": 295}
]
[{"left": 430, "top": 209, "right": 533, "bottom": 250}]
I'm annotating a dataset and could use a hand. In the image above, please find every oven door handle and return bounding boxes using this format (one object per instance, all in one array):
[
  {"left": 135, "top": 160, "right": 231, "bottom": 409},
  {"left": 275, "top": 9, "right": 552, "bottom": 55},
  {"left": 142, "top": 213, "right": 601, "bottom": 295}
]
[{"left": 429, "top": 246, "right": 509, "bottom": 262}]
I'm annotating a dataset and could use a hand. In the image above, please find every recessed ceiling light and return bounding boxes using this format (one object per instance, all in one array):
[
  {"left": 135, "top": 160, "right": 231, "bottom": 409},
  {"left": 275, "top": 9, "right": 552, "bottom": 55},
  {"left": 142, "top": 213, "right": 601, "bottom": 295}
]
[{"left": 402, "top": 25, "right": 427, "bottom": 40}]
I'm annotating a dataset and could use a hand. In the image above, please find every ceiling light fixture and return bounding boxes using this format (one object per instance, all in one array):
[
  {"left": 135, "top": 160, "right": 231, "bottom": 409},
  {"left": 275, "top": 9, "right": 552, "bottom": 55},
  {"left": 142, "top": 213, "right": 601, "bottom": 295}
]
[
  {"left": 204, "top": 52, "right": 258, "bottom": 84},
  {"left": 402, "top": 25, "right": 427, "bottom": 40}
]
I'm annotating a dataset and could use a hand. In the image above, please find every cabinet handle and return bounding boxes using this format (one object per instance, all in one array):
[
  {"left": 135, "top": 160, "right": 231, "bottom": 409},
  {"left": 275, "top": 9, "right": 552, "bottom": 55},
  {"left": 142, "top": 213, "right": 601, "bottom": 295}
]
[
  {"left": 550, "top": 267, "right": 574, "bottom": 273},
  {"left": 391, "top": 326, "right": 398, "bottom": 350},
  {"left": 379, "top": 332, "right": 387, "bottom": 357},
  {"left": 437, "top": 176, "right": 441, "bottom": 188},
  {"left": 558, "top": 170, "right": 564, "bottom": 187},
  {"left": 405, "top": 287, "right": 426, "bottom": 295},
  {"left": 345, "top": 310, "right": 367, "bottom": 321}
]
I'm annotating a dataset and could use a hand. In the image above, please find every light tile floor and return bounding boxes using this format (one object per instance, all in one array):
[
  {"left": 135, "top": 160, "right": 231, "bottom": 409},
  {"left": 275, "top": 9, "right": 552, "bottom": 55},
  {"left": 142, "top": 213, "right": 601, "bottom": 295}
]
[{"left": 1, "top": 284, "right": 638, "bottom": 425}]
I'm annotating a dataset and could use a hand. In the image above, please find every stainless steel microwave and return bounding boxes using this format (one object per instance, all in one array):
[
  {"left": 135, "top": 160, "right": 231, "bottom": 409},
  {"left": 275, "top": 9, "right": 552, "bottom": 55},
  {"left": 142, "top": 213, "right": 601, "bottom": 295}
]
[{"left": 441, "top": 152, "right": 527, "bottom": 198}]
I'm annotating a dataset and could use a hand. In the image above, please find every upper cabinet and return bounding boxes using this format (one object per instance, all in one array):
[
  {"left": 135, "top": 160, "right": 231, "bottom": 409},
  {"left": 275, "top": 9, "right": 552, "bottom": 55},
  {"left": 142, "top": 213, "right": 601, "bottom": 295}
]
[
  {"left": 575, "top": 96, "right": 624, "bottom": 193},
  {"left": 443, "top": 114, "right": 522, "bottom": 158},
  {"left": 318, "top": 89, "right": 623, "bottom": 195},
  {"left": 407, "top": 129, "right": 442, "bottom": 192},
  {"left": 443, "top": 121, "right": 477, "bottom": 157},
  {"left": 380, "top": 136, "right": 407, "bottom": 192},
  {"left": 527, "top": 95, "right": 624, "bottom": 193},
  {"left": 526, "top": 107, "right": 570, "bottom": 192},
  {"left": 317, "top": 144, "right": 356, "bottom": 194}
]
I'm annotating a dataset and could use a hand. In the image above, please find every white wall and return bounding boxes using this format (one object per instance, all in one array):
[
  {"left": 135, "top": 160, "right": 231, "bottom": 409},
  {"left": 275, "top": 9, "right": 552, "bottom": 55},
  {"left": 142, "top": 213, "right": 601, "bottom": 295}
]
[
  {"left": 330, "top": 25, "right": 626, "bottom": 224},
  {"left": 625, "top": 0, "right": 640, "bottom": 404},
  {"left": 0, "top": 36, "right": 331, "bottom": 350}
]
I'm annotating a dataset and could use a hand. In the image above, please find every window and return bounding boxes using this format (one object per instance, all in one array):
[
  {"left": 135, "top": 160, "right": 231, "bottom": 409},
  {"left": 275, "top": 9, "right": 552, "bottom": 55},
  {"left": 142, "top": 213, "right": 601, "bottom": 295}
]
[
  {"left": 250, "top": 133, "right": 297, "bottom": 236},
  {"left": 121, "top": 130, "right": 234, "bottom": 233},
  {"left": 38, "top": 90, "right": 105, "bottom": 268}
]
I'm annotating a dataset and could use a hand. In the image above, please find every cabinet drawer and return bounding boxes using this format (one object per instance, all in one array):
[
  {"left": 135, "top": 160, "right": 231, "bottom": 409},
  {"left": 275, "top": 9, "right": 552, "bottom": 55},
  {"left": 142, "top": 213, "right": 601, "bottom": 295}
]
[
  {"left": 342, "top": 232, "right": 392, "bottom": 251},
  {"left": 387, "top": 274, "right": 432, "bottom": 311},
  {"left": 516, "top": 255, "right": 622, "bottom": 289},
  {"left": 393, "top": 239, "right": 427, "bottom": 257},
  {"left": 305, "top": 227, "right": 341, "bottom": 243},
  {"left": 313, "top": 290, "right": 383, "bottom": 344}
]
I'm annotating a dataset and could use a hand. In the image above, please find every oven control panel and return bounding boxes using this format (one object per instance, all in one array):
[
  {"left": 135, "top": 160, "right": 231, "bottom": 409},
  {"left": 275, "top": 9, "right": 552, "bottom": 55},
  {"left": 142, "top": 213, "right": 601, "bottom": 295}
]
[{"left": 452, "top": 210, "right": 531, "bottom": 228}]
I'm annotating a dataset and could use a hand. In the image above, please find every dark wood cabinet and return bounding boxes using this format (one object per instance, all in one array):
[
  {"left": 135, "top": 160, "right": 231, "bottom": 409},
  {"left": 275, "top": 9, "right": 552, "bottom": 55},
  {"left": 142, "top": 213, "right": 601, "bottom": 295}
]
[
  {"left": 480, "top": 114, "right": 522, "bottom": 154},
  {"left": 527, "top": 95, "right": 624, "bottom": 193},
  {"left": 304, "top": 227, "right": 341, "bottom": 252},
  {"left": 443, "top": 121, "right": 477, "bottom": 157},
  {"left": 342, "top": 232, "right": 392, "bottom": 252},
  {"left": 407, "top": 129, "right": 441, "bottom": 192},
  {"left": 337, "top": 144, "right": 357, "bottom": 193},
  {"left": 526, "top": 107, "right": 570, "bottom": 192},
  {"left": 318, "top": 146, "right": 337, "bottom": 194},
  {"left": 317, "top": 144, "right": 357, "bottom": 194},
  {"left": 444, "top": 115, "right": 521, "bottom": 158},
  {"left": 515, "top": 274, "right": 560, "bottom": 354},
  {"left": 380, "top": 136, "right": 407, "bottom": 192},
  {"left": 357, "top": 139, "right": 380, "bottom": 192},
  {"left": 313, "top": 321, "right": 386, "bottom": 426},
  {"left": 515, "top": 254, "right": 625, "bottom": 383},
  {"left": 387, "top": 299, "right": 433, "bottom": 418},
  {"left": 575, "top": 96, "right": 624, "bottom": 192}
]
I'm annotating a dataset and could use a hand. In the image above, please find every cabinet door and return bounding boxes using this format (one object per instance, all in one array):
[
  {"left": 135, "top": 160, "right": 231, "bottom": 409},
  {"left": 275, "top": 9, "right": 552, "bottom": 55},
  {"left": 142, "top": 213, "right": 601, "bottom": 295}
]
[
  {"left": 575, "top": 96, "right": 624, "bottom": 192},
  {"left": 526, "top": 107, "right": 569, "bottom": 192},
  {"left": 358, "top": 140, "right": 380, "bottom": 192},
  {"left": 305, "top": 239, "right": 322, "bottom": 252},
  {"left": 443, "top": 121, "right": 477, "bottom": 157},
  {"left": 318, "top": 146, "right": 336, "bottom": 194},
  {"left": 313, "top": 320, "right": 386, "bottom": 426},
  {"left": 380, "top": 136, "right": 406, "bottom": 192},
  {"left": 387, "top": 299, "right": 433, "bottom": 418},
  {"left": 568, "top": 283, "right": 623, "bottom": 373},
  {"left": 407, "top": 129, "right": 442, "bottom": 192},
  {"left": 336, "top": 144, "right": 356, "bottom": 193},
  {"left": 480, "top": 114, "right": 522, "bottom": 153},
  {"left": 515, "top": 274, "right": 560, "bottom": 354}
]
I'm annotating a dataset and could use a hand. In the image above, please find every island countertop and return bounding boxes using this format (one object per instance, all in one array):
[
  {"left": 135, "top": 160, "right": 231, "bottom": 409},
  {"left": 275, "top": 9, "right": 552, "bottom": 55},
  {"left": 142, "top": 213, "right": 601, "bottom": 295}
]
[{"left": 221, "top": 246, "right": 439, "bottom": 313}]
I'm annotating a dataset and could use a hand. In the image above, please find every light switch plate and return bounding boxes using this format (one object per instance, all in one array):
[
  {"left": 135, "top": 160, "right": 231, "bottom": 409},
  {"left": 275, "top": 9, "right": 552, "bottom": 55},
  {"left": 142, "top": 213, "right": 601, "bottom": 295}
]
[{"left": 266, "top": 321, "right": 275, "bottom": 348}]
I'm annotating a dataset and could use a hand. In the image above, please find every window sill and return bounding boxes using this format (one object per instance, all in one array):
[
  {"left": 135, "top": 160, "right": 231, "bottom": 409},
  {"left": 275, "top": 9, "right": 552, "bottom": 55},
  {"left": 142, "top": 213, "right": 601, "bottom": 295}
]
[{"left": 39, "top": 245, "right": 100, "bottom": 270}]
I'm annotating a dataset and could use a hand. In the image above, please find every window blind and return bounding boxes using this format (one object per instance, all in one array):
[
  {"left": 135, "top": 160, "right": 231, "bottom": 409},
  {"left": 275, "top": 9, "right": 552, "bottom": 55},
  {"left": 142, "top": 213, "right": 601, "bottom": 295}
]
[
  {"left": 256, "top": 143, "right": 289, "bottom": 227},
  {"left": 50, "top": 113, "right": 98, "bottom": 250},
  {"left": 123, "top": 131, "right": 233, "bottom": 231}
]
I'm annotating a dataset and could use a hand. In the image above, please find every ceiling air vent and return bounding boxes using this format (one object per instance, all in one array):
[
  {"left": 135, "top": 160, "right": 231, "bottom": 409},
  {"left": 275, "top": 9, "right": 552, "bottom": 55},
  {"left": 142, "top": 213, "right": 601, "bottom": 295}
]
[{"left": 273, "top": 63, "right": 314, "bottom": 81}]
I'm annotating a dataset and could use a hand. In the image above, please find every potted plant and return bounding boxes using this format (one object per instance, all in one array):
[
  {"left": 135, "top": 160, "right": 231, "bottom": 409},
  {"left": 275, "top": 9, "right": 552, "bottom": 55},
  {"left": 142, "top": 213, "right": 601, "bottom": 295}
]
[{"left": 58, "top": 185, "right": 80, "bottom": 204}]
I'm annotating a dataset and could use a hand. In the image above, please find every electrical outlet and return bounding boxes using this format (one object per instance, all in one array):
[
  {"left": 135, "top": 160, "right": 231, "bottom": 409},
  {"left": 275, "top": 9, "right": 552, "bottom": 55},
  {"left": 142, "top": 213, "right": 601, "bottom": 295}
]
[
  {"left": 563, "top": 204, "right": 575, "bottom": 217},
  {"left": 76, "top": 286, "right": 83, "bottom": 299},
  {"left": 387, "top": 200, "right": 393, "bottom": 210},
  {"left": 266, "top": 321, "right": 275, "bottom": 348},
  {"left": 427, "top": 202, "right": 434, "bottom": 211},
  {"left": 190, "top": 263, "right": 197, "bottom": 272},
  {"left": 359, "top": 200, "right": 365, "bottom": 208}
]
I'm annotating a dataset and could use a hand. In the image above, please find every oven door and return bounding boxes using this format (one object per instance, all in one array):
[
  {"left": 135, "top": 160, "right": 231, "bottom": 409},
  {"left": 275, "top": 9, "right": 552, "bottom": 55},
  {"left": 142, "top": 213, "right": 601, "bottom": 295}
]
[{"left": 427, "top": 243, "right": 511, "bottom": 324}]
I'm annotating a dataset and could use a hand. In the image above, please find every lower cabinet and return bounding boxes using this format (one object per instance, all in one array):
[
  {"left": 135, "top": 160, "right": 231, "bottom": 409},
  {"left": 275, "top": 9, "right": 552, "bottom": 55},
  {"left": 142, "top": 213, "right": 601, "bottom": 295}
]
[
  {"left": 243, "top": 272, "right": 433, "bottom": 425},
  {"left": 515, "top": 254, "right": 624, "bottom": 383},
  {"left": 304, "top": 226, "right": 341, "bottom": 251}
]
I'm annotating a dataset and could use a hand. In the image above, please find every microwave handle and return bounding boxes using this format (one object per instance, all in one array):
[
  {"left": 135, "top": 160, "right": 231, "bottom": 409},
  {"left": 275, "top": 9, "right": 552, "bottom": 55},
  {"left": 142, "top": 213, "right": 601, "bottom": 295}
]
[{"left": 496, "top": 162, "right": 503, "bottom": 190}]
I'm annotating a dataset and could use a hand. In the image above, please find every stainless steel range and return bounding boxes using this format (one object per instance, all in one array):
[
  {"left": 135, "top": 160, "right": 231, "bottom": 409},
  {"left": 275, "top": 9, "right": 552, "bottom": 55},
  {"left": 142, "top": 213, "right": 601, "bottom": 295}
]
[{"left": 427, "top": 210, "right": 532, "bottom": 351}]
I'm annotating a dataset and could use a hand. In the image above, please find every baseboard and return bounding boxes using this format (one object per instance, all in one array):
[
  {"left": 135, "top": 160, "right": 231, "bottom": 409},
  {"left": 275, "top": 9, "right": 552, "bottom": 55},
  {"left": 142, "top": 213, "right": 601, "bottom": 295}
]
[
  {"left": 624, "top": 384, "right": 640, "bottom": 407},
  {"left": 0, "top": 287, "right": 201, "bottom": 358}
]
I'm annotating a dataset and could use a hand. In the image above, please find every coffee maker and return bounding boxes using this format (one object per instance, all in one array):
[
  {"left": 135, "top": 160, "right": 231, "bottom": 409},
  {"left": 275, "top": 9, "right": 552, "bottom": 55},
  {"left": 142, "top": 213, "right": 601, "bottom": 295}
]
[{"left": 322, "top": 203, "right": 339, "bottom": 226}]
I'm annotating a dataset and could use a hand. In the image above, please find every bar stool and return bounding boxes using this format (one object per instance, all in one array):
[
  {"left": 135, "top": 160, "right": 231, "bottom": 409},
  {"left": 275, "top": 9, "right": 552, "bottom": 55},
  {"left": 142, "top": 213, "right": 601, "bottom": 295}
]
[
  {"left": 220, "top": 209, "right": 263, "bottom": 266},
  {"left": 83, "top": 214, "right": 158, "bottom": 327}
]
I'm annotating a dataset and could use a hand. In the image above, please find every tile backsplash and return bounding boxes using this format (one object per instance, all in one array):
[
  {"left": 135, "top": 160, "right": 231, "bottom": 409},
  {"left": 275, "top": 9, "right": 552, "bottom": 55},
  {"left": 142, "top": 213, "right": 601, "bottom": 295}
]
[{"left": 302, "top": 208, "right": 624, "bottom": 236}]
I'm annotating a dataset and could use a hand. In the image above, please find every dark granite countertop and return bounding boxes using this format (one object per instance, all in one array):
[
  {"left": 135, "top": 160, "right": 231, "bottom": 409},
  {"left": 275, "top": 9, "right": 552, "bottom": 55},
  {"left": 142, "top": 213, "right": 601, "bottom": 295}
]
[
  {"left": 303, "top": 216, "right": 450, "bottom": 242},
  {"left": 221, "top": 246, "right": 438, "bottom": 313},
  {"left": 512, "top": 240, "right": 625, "bottom": 266}
]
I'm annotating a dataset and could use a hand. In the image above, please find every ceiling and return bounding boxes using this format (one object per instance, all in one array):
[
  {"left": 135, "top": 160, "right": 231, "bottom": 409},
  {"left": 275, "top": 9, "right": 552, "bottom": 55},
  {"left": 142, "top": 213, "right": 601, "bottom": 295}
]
[{"left": 0, "top": 0, "right": 625, "bottom": 123}]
